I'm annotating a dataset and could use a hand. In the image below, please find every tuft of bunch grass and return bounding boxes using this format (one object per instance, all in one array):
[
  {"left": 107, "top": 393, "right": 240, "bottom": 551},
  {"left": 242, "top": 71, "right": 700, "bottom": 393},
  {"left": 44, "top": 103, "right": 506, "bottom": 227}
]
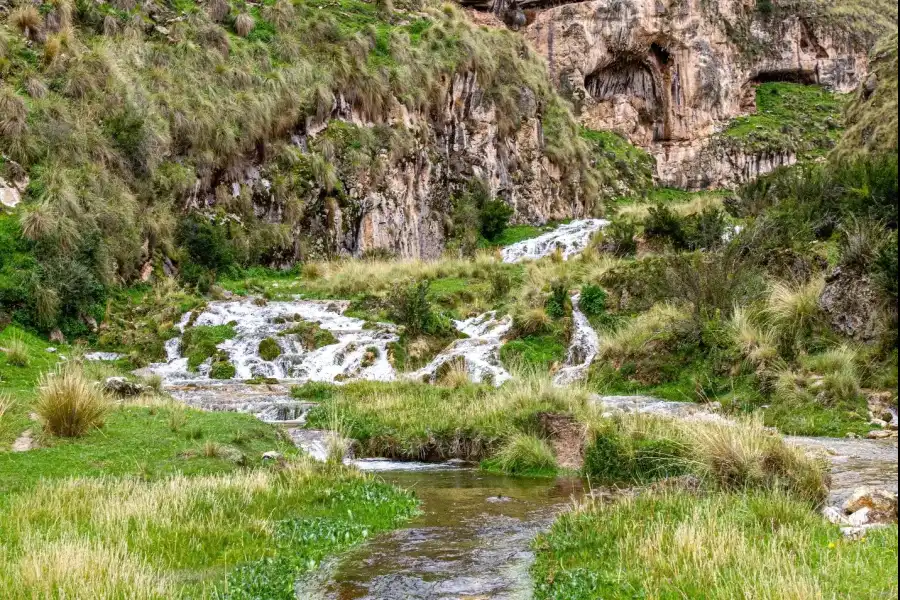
[
  {"left": 234, "top": 13, "right": 254, "bottom": 37},
  {"left": 765, "top": 277, "right": 825, "bottom": 353},
  {"left": 492, "top": 432, "right": 557, "bottom": 475},
  {"left": 729, "top": 306, "right": 778, "bottom": 368},
  {"left": 35, "top": 366, "right": 113, "bottom": 437},
  {"left": 0, "top": 393, "right": 13, "bottom": 421},
  {"left": 9, "top": 6, "right": 43, "bottom": 41},
  {"left": 2, "top": 332, "right": 30, "bottom": 367},
  {"left": 513, "top": 307, "right": 552, "bottom": 336}
]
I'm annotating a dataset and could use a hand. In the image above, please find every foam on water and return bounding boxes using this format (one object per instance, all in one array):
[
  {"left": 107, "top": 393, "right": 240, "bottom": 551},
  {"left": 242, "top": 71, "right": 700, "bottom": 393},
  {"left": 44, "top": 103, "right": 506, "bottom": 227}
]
[
  {"left": 552, "top": 293, "right": 600, "bottom": 386},
  {"left": 409, "top": 311, "right": 513, "bottom": 386},
  {"left": 500, "top": 219, "right": 609, "bottom": 263},
  {"left": 149, "top": 299, "right": 398, "bottom": 384}
]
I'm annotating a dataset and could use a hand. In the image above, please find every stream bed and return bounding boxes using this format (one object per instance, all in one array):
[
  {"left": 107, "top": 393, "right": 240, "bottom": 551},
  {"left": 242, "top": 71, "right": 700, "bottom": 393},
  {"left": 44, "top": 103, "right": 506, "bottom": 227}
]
[{"left": 297, "top": 468, "right": 584, "bottom": 600}]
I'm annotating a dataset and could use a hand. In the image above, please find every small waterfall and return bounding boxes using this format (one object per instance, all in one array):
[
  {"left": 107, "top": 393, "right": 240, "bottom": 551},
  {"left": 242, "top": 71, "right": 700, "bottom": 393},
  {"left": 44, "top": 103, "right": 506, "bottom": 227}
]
[
  {"left": 409, "top": 311, "right": 513, "bottom": 386},
  {"left": 149, "top": 299, "right": 398, "bottom": 384},
  {"left": 500, "top": 219, "right": 609, "bottom": 263},
  {"left": 553, "top": 293, "right": 600, "bottom": 386}
]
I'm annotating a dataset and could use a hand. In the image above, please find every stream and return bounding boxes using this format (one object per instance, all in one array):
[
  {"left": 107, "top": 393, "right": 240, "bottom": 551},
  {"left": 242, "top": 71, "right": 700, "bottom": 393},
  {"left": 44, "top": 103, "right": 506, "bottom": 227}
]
[
  {"left": 296, "top": 468, "right": 583, "bottom": 600},
  {"left": 135, "top": 222, "right": 897, "bottom": 598}
]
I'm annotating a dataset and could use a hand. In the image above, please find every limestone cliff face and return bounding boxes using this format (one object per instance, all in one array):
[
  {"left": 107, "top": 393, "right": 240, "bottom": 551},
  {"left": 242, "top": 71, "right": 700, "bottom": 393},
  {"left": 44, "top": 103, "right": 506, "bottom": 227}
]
[
  {"left": 523, "top": 0, "right": 872, "bottom": 187},
  {"left": 213, "top": 73, "right": 586, "bottom": 260}
]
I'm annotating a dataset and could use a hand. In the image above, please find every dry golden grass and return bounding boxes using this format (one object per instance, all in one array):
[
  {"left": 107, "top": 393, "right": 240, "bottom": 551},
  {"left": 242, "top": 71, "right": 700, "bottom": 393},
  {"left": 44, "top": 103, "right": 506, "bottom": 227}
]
[
  {"left": 34, "top": 365, "right": 113, "bottom": 437},
  {"left": 730, "top": 306, "right": 779, "bottom": 368},
  {"left": 615, "top": 193, "right": 724, "bottom": 221},
  {"left": 765, "top": 276, "right": 825, "bottom": 344},
  {"left": 598, "top": 303, "right": 687, "bottom": 360}
]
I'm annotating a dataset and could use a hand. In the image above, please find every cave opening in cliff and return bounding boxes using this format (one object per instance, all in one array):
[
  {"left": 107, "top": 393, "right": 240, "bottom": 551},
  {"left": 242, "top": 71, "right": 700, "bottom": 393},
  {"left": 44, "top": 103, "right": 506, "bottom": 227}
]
[
  {"left": 650, "top": 42, "right": 670, "bottom": 66},
  {"left": 584, "top": 57, "right": 670, "bottom": 141},
  {"left": 751, "top": 69, "right": 818, "bottom": 85}
]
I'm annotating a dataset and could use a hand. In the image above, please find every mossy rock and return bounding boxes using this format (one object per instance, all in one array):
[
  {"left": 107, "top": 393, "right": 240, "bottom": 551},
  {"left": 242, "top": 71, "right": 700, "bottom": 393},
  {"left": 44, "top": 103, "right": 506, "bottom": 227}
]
[
  {"left": 258, "top": 337, "right": 282, "bottom": 361},
  {"left": 181, "top": 324, "right": 236, "bottom": 371},
  {"left": 280, "top": 321, "right": 337, "bottom": 350},
  {"left": 209, "top": 360, "right": 236, "bottom": 380}
]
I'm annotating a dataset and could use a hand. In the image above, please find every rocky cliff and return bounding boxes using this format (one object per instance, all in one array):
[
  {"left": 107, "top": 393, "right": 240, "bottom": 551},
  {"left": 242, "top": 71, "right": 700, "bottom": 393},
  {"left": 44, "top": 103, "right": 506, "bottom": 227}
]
[
  {"left": 216, "top": 72, "right": 591, "bottom": 261},
  {"left": 517, "top": 0, "right": 895, "bottom": 187}
]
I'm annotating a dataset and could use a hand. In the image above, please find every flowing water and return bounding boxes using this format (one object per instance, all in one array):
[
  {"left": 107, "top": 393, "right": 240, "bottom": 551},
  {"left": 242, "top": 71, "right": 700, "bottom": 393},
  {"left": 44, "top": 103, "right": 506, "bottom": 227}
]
[
  {"left": 410, "top": 312, "right": 513, "bottom": 386},
  {"left": 150, "top": 299, "right": 398, "bottom": 383},
  {"left": 552, "top": 293, "right": 600, "bottom": 386},
  {"left": 296, "top": 468, "right": 584, "bottom": 600},
  {"left": 500, "top": 219, "right": 609, "bottom": 263}
]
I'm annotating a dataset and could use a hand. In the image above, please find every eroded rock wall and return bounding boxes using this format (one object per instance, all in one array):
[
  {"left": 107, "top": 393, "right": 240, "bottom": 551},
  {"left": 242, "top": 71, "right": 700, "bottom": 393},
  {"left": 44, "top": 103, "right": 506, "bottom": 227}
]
[
  {"left": 198, "top": 73, "right": 586, "bottom": 260},
  {"left": 524, "top": 0, "right": 872, "bottom": 187}
]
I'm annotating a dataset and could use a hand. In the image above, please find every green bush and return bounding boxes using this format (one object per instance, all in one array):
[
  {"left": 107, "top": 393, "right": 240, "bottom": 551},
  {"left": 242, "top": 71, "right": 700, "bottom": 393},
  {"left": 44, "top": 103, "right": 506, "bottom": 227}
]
[
  {"left": 545, "top": 281, "right": 570, "bottom": 319},
  {"left": 583, "top": 431, "right": 687, "bottom": 484},
  {"left": 643, "top": 204, "right": 686, "bottom": 248},
  {"left": 177, "top": 217, "right": 237, "bottom": 285},
  {"left": 684, "top": 207, "right": 727, "bottom": 251},
  {"left": 579, "top": 285, "right": 607, "bottom": 316},
  {"left": 181, "top": 324, "right": 237, "bottom": 371},
  {"left": 602, "top": 220, "right": 637, "bottom": 257},
  {"left": 480, "top": 200, "right": 514, "bottom": 242}
]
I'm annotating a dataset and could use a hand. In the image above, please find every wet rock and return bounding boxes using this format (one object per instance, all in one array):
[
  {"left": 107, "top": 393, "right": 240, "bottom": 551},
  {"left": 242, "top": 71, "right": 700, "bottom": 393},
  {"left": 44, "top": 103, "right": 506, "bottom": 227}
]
[
  {"left": 843, "top": 488, "right": 898, "bottom": 523},
  {"left": 822, "top": 506, "right": 849, "bottom": 525},
  {"left": 867, "top": 391, "right": 898, "bottom": 428},
  {"left": 819, "top": 267, "right": 882, "bottom": 343},
  {"left": 104, "top": 377, "right": 148, "bottom": 397},
  {"left": 847, "top": 507, "right": 872, "bottom": 527}
]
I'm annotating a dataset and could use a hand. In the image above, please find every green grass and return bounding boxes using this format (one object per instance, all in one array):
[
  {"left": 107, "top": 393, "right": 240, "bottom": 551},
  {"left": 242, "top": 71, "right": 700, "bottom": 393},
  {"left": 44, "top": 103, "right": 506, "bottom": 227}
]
[
  {"left": 482, "top": 432, "right": 558, "bottom": 477},
  {"left": 0, "top": 325, "right": 63, "bottom": 446},
  {"left": 532, "top": 491, "right": 898, "bottom": 600},
  {"left": 0, "top": 460, "right": 418, "bottom": 599},
  {"left": 760, "top": 394, "right": 871, "bottom": 437},
  {"left": 718, "top": 82, "right": 845, "bottom": 157},
  {"left": 500, "top": 334, "right": 567, "bottom": 372},
  {"left": 0, "top": 405, "right": 296, "bottom": 495}
]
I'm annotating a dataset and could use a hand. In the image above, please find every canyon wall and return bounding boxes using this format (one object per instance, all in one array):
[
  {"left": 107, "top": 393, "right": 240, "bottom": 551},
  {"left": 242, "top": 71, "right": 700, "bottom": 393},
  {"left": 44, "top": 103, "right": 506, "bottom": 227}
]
[{"left": 521, "top": 0, "right": 875, "bottom": 187}]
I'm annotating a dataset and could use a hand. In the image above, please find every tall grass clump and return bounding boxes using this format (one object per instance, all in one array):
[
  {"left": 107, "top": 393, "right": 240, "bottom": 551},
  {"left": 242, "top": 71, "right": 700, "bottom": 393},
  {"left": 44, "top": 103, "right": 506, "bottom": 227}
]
[
  {"left": 1, "top": 331, "right": 29, "bottom": 367},
  {"left": 489, "top": 432, "right": 558, "bottom": 475},
  {"left": 34, "top": 365, "right": 112, "bottom": 437},
  {"left": 765, "top": 276, "right": 826, "bottom": 354}
]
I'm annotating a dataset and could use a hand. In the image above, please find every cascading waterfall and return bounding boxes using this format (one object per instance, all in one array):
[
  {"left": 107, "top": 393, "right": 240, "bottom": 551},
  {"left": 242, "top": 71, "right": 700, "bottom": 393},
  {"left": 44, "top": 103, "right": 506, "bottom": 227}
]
[
  {"left": 409, "top": 311, "right": 513, "bottom": 386},
  {"left": 500, "top": 219, "right": 609, "bottom": 263},
  {"left": 552, "top": 293, "right": 600, "bottom": 386},
  {"left": 149, "top": 299, "right": 398, "bottom": 384}
]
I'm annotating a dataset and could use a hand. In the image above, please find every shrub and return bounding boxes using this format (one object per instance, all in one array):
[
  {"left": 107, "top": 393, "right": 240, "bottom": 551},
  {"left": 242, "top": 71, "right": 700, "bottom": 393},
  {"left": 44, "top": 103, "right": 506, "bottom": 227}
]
[
  {"left": 602, "top": 219, "right": 637, "bottom": 257},
  {"left": 545, "top": 281, "right": 569, "bottom": 319},
  {"left": 839, "top": 218, "right": 891, "bottom": 270},
  {"left": 489, "top": 268, "right": 513, "bottom": 300},
  {"left": 2, "top": 332, "right": 29, "bottom": 367},
  {"left": 281, "top": 321, "right": 337, "bottom": 349},
  {"left": 35, "top": 366, "right": 112, "bottom": 437},
  {"left": 258, "top": 337, "right": 281, "bottom": 361},
  {"left": 643, "top": 204, "right": 686, "bottom": 248},
  {"left": 684, "top": 206, "right": 728, "bottom": 251},
  {"left": 388, "top": 280, "right": 432, "bottom": 337},
  {"left": 766, "top": 277, "right": 826, "bottom": 355},
  {"left": 177, "top": 217, "right": 236, "bottom": 283},
  {"left": 234, "top": 13, "right": 254, "bottom": 37},
  {"left": 490, "top": 433, "right": 557, "bottom": 475},
  {"left": 480, "top": 200, "right": 514, "bottom": 242},
  {"left": 578, "top": 285, "right": 607, "bottom": 316}
]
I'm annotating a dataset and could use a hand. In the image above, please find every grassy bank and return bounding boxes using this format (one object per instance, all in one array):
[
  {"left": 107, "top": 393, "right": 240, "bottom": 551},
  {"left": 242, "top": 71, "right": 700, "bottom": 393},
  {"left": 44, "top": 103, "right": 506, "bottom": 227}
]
[
  {"left": 299, "top": 376, "right": 596, "bottom": 472},
  {"left": 532, "top": 491, "right": 899, "bottom": 599},
  {"left": 0, "top": 461, "right": 418, "bottom": 599}
]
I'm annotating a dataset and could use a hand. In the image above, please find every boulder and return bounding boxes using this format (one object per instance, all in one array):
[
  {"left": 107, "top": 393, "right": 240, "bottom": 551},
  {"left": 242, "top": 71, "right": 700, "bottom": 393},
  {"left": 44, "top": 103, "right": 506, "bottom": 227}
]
[
  {"left": 262, "top": 451, "right": 283, "bottom": 461},
  {"left": 822, "top": 506, "right": 849, "bottom": 525},
  {"left": 842, "top": 488, "right": 898, "bottom": 524},
  {"left": 49, "top": 328, "right": 66, "bottom": 344},
  {"left": 847, "top": 507, "right": 871, "bottom": 527},
  {"left": 103, "top": 376, "right": 148, "bottom": 397},
  {"left": 867, "top": 429, "right": 897, "bottom": 439}
]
